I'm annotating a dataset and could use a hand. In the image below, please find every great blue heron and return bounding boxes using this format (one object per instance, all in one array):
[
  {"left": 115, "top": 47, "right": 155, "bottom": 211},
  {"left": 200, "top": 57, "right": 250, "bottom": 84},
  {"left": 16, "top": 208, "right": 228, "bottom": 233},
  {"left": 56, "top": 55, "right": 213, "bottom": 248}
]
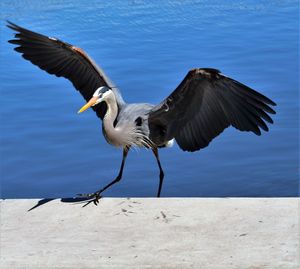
[{"left": 7, "top": 21, "right": 276, "bottom": 204}]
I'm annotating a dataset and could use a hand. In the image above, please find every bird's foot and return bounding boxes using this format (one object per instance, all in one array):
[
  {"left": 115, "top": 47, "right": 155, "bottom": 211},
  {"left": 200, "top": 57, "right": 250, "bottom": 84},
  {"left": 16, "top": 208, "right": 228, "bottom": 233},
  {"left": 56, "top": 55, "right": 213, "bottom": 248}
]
[{"left": 77, "top": 191, "right": 102, "bottom": 207}]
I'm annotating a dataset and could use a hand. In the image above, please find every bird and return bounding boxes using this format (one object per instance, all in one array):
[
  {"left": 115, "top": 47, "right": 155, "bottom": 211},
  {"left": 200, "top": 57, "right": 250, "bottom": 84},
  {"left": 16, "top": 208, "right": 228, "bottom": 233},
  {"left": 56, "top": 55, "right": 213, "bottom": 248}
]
[{"left": 7, "top": 21, "right": 276, "bottom": 205}]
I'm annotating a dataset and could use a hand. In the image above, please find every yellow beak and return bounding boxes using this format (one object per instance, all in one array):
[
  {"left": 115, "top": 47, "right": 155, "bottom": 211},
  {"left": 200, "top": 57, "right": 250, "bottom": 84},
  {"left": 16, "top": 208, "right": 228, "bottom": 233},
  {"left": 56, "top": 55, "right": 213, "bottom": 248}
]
[{"left": 77, "top": 97, "right": 98, "bottom": 114}]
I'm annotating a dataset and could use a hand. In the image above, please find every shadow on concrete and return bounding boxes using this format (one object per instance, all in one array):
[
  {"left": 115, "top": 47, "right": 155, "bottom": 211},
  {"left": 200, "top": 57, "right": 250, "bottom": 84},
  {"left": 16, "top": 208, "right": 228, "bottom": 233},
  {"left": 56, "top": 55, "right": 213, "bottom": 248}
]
[
  {"left": 28, "top": 198, "right": 56, "bottom": 211},
  {"left": 28, "top": 197, "right": 93, "bottom": 211}
]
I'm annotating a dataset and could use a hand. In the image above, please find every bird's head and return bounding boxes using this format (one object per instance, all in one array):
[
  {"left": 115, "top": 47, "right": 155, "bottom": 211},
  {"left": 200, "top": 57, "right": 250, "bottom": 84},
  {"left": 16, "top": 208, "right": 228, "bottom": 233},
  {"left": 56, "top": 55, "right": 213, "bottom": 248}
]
[{"left": 77, "top": 86, "right": 112, "bottom": 113}]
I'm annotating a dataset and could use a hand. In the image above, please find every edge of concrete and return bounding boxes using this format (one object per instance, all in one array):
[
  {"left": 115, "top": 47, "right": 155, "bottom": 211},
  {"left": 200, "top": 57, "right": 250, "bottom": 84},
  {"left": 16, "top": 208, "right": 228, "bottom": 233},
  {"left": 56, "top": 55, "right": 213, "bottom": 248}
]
[{"left": 1, "top": 198, "right": 299, "bottom": 269}]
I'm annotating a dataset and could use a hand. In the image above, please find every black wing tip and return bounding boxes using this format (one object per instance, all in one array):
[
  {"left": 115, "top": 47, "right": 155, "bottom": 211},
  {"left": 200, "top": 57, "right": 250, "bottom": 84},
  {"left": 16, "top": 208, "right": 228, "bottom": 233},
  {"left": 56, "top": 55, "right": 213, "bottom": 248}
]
[
  {"left": 256, "top": 117, "right": 275, "bottom": 135},
  {"left": 8, "top": 39, "right": 17, "bottom": 44},
  {"left": 262, "top": 125, "right": 269, "bottom": 132},
  {"left": 253, "top": 126, "right": 262, "bottom": 136},
  {"left": 260, "top": 95, "right": 276, "bottom": 107},
  {"left": 6, "top": 20, "right": 20, "bottom": 30},
  {"left": 7, "top": 21, "right": 21, "bottom": 45},
  {"left": 264, "top": 114, "right": 274, "bottom": 124},
  {"left": 269, "top": 99, "right": 277, "bottom": 107},
  {"left": 268, "top": 107, "right": 276, "bottom": 115}
]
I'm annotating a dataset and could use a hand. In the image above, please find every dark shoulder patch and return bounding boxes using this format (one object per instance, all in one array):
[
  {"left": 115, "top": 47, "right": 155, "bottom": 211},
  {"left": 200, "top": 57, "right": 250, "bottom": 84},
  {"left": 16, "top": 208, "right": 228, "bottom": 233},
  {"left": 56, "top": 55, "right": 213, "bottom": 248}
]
[{"left": 135, "top": 117, "right": 143, "bottom": 126}]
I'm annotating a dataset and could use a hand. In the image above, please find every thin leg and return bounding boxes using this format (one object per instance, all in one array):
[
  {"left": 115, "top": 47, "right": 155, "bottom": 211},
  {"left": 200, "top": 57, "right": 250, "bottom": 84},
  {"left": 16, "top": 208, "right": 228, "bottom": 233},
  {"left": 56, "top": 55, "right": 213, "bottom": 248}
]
[
  {"left": 152, "top": 148, "right": 165, "bottom": 197},
  {"left": 79, "top": 146, "right": 130, "bottom": 205},
  {"left": 96, "top": 146, "right": 129, "bottom": 194}
]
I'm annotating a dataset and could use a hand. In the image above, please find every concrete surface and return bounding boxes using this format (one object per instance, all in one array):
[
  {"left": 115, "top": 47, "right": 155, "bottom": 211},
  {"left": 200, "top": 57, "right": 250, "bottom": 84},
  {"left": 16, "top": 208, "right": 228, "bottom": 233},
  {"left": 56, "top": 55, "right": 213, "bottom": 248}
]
[{"left": 0, "top": 198, "right": 299, "bottom": 269}]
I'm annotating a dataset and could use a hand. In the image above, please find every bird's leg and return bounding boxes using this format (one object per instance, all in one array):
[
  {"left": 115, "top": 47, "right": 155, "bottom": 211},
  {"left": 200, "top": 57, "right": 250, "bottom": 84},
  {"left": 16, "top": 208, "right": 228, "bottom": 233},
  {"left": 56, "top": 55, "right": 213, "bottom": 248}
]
[
  {"left": 152, "top": 148, "right": 165, "bottom": 197},
  {"left": 79, "top": 146, "right": 130, "bottom": 205},
  {"left": 96, "top": 146, "right": 130, "bottom": 194}
]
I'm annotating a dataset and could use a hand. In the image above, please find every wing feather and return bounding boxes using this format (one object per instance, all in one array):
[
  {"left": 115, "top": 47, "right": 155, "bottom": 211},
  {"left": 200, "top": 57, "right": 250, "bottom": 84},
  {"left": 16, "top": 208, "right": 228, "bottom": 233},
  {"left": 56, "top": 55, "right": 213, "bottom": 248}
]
[
  {"left": 7, "top": 21, "right": 123, "bottom": 119},
  {"left": 148, "top": 68, "right": 276, "bottom": 151}
]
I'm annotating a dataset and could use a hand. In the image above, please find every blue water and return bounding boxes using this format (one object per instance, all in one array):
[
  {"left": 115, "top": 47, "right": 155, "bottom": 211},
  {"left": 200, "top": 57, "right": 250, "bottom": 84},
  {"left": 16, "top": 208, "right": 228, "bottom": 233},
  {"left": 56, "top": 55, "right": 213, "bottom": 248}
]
[{"left": 0, "top": 1, "right": 298, "bottom": 198}]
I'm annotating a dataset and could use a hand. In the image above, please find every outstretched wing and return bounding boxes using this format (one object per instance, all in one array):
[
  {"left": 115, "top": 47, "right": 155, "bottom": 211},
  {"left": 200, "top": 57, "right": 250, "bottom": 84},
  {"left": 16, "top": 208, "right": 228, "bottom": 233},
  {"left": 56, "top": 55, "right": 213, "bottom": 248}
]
[
  {"left": 148, "top": 68, "right": 276, "bottom": 152},
  {"left": 7, "top": 21, "right": 122, "bottom": 119}
]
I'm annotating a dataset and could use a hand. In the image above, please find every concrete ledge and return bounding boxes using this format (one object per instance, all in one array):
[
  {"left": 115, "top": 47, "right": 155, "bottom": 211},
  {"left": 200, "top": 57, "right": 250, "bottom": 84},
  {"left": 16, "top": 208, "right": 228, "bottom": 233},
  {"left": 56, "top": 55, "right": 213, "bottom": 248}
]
[{"left": 0, "top": 198, "right": 299, "bottom": 269}]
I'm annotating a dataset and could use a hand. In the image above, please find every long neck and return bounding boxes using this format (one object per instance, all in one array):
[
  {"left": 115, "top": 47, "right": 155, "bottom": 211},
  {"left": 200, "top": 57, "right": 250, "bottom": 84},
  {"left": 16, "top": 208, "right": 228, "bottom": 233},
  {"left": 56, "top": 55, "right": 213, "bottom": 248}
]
[
  {"left": 102, "top": 95, "right": 122, "bottom": 146},
  {"left": 103, "top": 97, "right": 118, "bottom": 129}
]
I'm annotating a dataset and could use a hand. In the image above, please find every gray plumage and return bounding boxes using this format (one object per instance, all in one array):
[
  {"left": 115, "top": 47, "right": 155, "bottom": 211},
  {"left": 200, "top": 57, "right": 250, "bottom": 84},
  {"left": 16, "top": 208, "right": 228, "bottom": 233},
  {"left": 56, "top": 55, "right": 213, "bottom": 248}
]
[{"left": 7, "top": 21, "right": 276, "bottom": 203}]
